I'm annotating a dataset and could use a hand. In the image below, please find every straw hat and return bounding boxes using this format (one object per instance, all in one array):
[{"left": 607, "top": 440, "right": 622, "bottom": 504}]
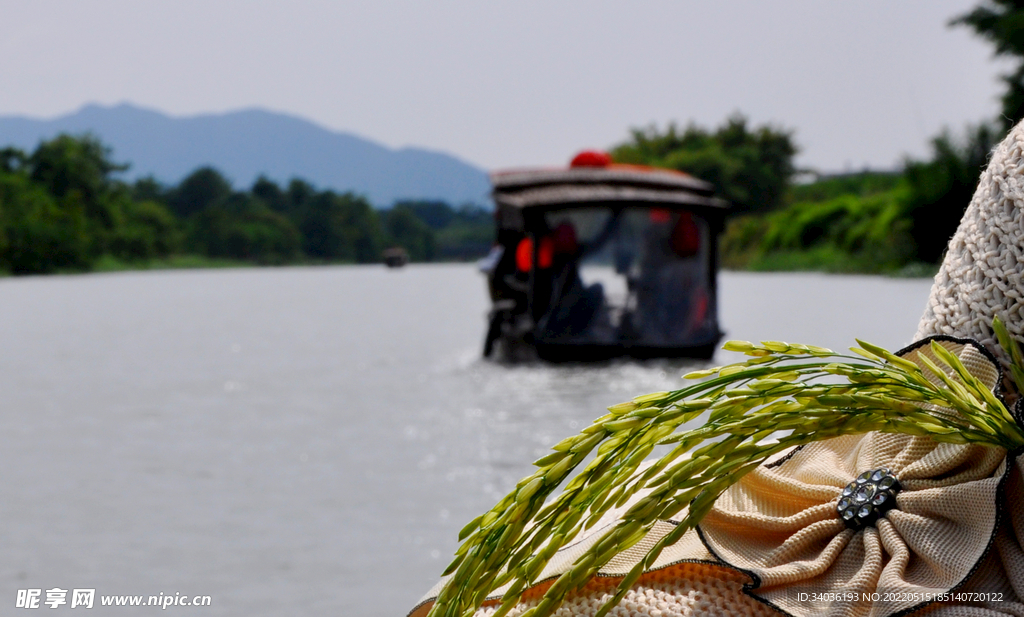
[
  {"left": 410, "top": 122, "right": 1024, "bottom": 617},
  {"left": 915, "top": 120, "right": 1024, "bottom": 402}
]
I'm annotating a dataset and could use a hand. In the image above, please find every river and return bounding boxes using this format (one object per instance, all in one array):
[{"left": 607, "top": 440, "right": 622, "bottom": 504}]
[{"left": 0, "top": 265, "right": 934, "bottom": 615}]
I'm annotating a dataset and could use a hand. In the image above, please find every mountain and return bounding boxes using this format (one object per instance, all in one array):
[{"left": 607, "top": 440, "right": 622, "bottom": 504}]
[{"left": 0, "top": 103, "right": 491, "bottom": 207}]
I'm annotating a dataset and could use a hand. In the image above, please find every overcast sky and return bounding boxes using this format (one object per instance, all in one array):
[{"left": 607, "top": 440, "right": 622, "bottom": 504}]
[{"left": 0, "top": 1, "right": 1011, "bottom": 173}]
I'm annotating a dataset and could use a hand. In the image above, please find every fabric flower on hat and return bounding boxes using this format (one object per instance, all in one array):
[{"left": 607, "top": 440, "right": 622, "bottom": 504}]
[
  {"left": 699, "top": 431, "right": 1007, "bottom": 617},
  {"left": 696, "top": 338, "right": 1012, "bottom": 617}
]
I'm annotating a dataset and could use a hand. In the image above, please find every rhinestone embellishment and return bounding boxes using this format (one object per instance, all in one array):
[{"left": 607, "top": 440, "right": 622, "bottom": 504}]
[{"left": 837, "top": 468, "right": 901, "bottom": 529}]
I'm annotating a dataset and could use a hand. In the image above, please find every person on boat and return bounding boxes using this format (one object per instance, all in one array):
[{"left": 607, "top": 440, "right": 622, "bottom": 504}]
[
  {"left": 630, "top": 209, "right": 710, "bottom": 347},
  {"left": 535, "top": 221, "right": 608, "bottom": 341}
]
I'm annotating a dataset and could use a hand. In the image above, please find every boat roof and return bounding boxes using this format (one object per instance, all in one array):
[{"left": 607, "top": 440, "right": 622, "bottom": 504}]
[{"left": 491, "top": 163, "right": 727, "bottom": 210}]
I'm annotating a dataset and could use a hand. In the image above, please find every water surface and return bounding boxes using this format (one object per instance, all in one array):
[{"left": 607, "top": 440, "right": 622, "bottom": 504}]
[{"left": 0, "top": 265, "right": 934, "bottom": 615}]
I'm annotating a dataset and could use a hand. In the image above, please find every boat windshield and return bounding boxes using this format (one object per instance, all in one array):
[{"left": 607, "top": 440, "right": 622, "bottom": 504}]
[{"left": 535, "top": 206, "right": 717, "bottom": 348}]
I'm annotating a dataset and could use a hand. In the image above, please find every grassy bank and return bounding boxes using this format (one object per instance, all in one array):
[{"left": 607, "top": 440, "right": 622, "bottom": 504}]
[
  {"left": 721, "top": 171, "right": 943, "bottom": 278},
  {"left": 90, "top": 254, "right": 258, "bottom": 273}
]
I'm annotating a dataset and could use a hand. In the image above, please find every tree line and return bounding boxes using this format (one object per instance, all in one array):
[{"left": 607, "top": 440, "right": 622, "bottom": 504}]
[
  {"left": 610, "top": 2, "right": 1024, "bottom": 274},
  {"left": 4, "top": 1, "right": 1019, "bottom": 277},
  {"left": 621, "top": 116, "right": 999, "bottom": 274},
  {"left": 606, "top": 113, "right": 983, "bottom": 273},
  {"left": 0, "top": 134, "right": 492, "bottom": 275}
]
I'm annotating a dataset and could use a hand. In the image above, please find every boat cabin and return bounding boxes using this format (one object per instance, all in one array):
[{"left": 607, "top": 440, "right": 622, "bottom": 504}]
[{"left": 480, "top": 151, "right": 728, "bottom": 362}]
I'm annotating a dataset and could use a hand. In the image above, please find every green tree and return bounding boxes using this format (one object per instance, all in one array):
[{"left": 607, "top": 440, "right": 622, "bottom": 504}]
[
  {"left": 902, "top": 124, "right": 999, "bottom": 263},
  {"left": 611, "top": 115, "right": 798, "bottom": 213},
  {"left": 27, "top": 134, "right": 131, "bottom": 257},
  {"left": 299, "top": 192, "right": 384, "bottom": 263},
  {"left": 251, "top": 176, "right": 289, "bottom": 214},
  {"left": 386, "top": 200, "right": 493, "bottom": 260},
  {"left": 132, "top": 176, "right": 166, "bottom": 203},
  {"left": 24, "top": 135, "right": 189, "bottom": 266},
  {"left": 287, "top": 178, "right": 316, "bottom": 213},
  {"left": 187, "top": 193, "right": 301, "bottom": 264},
  {"left": 394, "top": 200, "right": 455, "bottom": 230},
  {"left": 109, "top": 199, "right": 182, "bottom": 260},
  {"left": 168, "top": 167, "right": 232, "bottom": 218},
  {"left": 384, "top": 205, "right": 435, "bottom": 261},
  {"left": 0, "top": 147, "right": 27, "bottom": 173},
  {"left": 0, "top": 172, "right": 89, "bottom": 273},
  {"left": 28, "top": 134, "right": 126, "bottom": 206},
  {"left": 952, "top": 1, "right": 1024, "bottom": 129}
]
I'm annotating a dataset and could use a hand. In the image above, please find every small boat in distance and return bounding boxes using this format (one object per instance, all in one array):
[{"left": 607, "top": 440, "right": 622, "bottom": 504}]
[
  {"left": 382, "top": 247, "right": 410, "bottom": 268},
  {"left": 481, "top": 151, "right": 729, "bottom": 362}
]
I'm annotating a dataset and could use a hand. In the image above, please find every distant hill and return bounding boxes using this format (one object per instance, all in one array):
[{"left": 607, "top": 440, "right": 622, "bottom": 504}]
[{"left": 0, "top": 103, "right": 491, "bottom": 207}]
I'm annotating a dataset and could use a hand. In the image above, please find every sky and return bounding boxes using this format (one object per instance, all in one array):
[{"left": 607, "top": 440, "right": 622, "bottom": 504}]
[{"left": 0, "top": 1, "right": 1011, "bottom": 173}]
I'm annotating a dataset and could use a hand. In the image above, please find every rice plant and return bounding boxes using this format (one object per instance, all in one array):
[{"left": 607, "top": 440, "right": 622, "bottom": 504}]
[{"left": 426, "top": 318, "right": 1024, "bottom": 617}]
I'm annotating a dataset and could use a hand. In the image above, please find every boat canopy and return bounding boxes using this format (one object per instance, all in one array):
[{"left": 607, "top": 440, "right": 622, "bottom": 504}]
[{"left": 491, "top": 165, "right": 727, "bottom": 226}]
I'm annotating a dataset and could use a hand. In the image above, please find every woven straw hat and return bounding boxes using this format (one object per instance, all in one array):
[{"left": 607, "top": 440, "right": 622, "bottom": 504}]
[
  {"left": 411, "top": 122, "right": 1024, "bottom": 617},
  {"left": 916, "top": 119, "right": 1024, "bottom": 390}
]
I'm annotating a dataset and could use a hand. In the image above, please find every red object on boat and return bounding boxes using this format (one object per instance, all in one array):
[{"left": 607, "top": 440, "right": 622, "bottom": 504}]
[
  {"left": 515, "top": 238, "right": 532, "bottom": 271},
  {"left": 515, "top": 236, "right": 555, "bottom": 271},
  {"left": 672, "top": 211, "right": 701, "bottom": 257},
  {"left": 537, "top": 237, "right": 554, "bottom": 268},
  {"left": 649, "top": 208, "right": 672, "bottom": 223},
  {"left": 551, "top": 223, "right": 579, "bottom": 255},
  {"left": 570, "top": 150, "right": 613, "bottom": 168}
]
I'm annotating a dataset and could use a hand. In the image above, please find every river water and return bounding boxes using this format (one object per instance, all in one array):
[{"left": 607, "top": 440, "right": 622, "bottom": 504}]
[{"left": 0, "top": 265, "right": 934, "bottom": 615}]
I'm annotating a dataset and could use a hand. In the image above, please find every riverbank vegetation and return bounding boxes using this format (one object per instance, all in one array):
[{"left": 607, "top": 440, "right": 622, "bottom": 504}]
[
  {"left": 649, "top": 1, "right": 1022, "bottom": 276},
  {"left": 718, "top": 124, "right": 996, "bottom": 275},
  {"left": 0, "top": 117, "right": 998, "bottom": 277},
  {"left": 605, "top": 2, "right": 1024, "bottom": 276},
  {"left": 1, "top": 2, "right": 1019, "bottom": 277},
  {"left": 0, "top": 135, "right": 493, "bottom": 275},
  {"left": 608, "top": 117, "right": 998, "bottom": 276}
]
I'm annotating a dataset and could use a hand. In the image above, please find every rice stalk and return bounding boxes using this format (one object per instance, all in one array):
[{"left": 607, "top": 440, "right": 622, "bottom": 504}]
[
  {"left": 426, "top": 328, "right": 1024, "bottom": 617},
  {"left": 993, "top": 315, "right": 1024, "bottom": 396}
]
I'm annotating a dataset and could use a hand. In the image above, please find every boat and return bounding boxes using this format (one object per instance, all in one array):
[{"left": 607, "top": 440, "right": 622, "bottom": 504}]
[
  {"left": 382, "top": 247, "right": 410, "bottom": 268},
  {"left": 480, "top": 151, "right": 729, "bottom": 362}
]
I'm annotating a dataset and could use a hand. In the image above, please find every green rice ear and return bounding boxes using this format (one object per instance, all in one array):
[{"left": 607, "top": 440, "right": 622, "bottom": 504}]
[
  {"left": 993, "top": 315, "right": 1024, "bottom": 395},
  {"left": 426, "top": 325, "right": 1024, "bottom": 617}
]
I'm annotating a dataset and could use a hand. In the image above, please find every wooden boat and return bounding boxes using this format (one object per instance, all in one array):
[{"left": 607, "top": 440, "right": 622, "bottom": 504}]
[
  {"left": 382, "top": 247, "right": 410, "bottom": 268},
  {"left": 480, "top": 151, "right": 728, "bottom": 361}
]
